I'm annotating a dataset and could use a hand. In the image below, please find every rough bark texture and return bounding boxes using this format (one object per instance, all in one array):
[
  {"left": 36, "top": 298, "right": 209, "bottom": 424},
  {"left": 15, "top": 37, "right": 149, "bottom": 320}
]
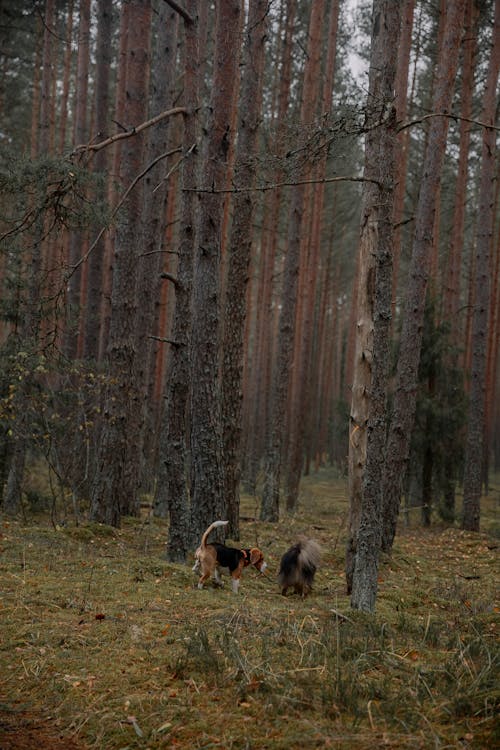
[
  {"left": 82, "top": 0, "right": 113, "bottom": 360},
  {"left": 381, "top": 0, "right": 466, "bottom": 553},
  {"left": 4, "top": 0, "right": 55, "bottom": 514},
  {"left": 156, "top": 0, "right": 198, "bottom": 561},
  {"left": 90, "top": 0, "right": 151, "bottom": 526},
  {"left": 221, "top": 0, "right": 267, "bottom": 539},
  {"left": 136, "top": 2, "right": 178, "bottom": 487},
  {"left": 261, "top": 0, "right": 325, "bottom": 522},
  {"left": 462, "top": 0, "right": 500, "bottom": 531},
  {"left": 347, "top": 0, "right": 401, "bottom": 612},
  {"left": 244, "top": 0, "right": 295, "bottom": 495},
  {"left": 65, "top": 0, "right": 91, "bottom": 359},
  {"left": 189, "top": 0, "right": 241, "bottom": 543},
  {"left": 285, "top": 0, "right": 339, "bottom": 513}
]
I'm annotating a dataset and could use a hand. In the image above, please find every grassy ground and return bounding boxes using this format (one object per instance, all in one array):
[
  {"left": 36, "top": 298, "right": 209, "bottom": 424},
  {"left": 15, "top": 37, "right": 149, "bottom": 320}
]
[{"left": 0, "top": 469, "right": 498, "bottom": 749}]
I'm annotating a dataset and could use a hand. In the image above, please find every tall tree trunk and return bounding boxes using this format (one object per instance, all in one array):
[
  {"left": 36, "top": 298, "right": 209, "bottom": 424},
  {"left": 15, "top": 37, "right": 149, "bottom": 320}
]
[
  {"left": 155, "top": 0, "right": 199, "bottom": 562},
  {"left": 4, "top": 0, "right": 55, "bottom": 514},
  {"left": 285, "top": 0, "right": 339, "bottom": 513},
  {"left": 189, "top": 0, "right": 241, "bottom": 543},
  {"left": 65, "top": 0, "right": 91, "bottom": 359},
  {"left": 347, "top": 0, "right": 401, "bottom": 612},
  {"left": 98, "top": 2, "right": 131, "bottom": 362},
  {"left": 260, "top": 0, "right": 324, "bottom": 522},
  {"left": 82, "top": 0, "right": 113, "bottom": 360},
  {"left": 136, "top": 2, "right": 179, "bottom": 487},
  {"left": 90, "top": 0, "right": 151, "bottom": 526},
  {"left": 221, "top": 0, "right": 267, "bottom": 540},
  {"left": 381, "top": 0, "right": 466, "bottom": 554},
  {"left": 462, "top": 0, "right": 500, "bottom": 531},
  {"left": 243, "top": 0, "right": 295, "bottom": 495},
  {"left": 58, "top": 0, "right": 74, "bottom": 153}
]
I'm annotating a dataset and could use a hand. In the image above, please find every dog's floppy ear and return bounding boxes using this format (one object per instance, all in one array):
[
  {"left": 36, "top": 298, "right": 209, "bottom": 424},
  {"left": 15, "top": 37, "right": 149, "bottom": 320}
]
[{"left": 249, "top": 548, "right": 261, "bottom": 564}]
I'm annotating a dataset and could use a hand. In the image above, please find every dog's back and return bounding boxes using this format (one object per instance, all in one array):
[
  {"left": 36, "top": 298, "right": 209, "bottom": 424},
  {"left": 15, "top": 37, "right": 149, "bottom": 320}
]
[{"left": 278, "top": 539, "right": 321, "bottom": 596}]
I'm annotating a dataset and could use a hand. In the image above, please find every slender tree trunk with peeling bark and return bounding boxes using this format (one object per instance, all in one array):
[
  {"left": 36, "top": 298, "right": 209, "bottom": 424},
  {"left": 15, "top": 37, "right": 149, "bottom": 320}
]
[{"left": 346, "top": 0, "right": 401, "bottom": 611}]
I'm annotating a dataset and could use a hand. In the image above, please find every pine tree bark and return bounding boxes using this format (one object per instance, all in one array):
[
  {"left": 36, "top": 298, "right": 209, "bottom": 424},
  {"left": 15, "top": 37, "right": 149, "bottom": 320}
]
[
  {"left": 243, "top": 0, "right": 295, "bottom": 494},
  {"left": 65, "top": 0, "right": 91, "bottom": 359},
  {"left": 156, "top": 0, "right": 198, "bottom": 561},
  {"left": 462, "top": 0, "right": 500, "bottom": 531},
  {"left": 381, "top": 0, "right": 467, "bottom": 553},
  {"left": 82, "top": 0, "right": 113, "bottom": 360},
  {"left": 189, "top": 0, "right": 241, "bottom": 542},
  {"left": 4, "top": 0, "right": 55, "bottom": 513},
  {"left": 347, "top": 0, "right": 401, "bottom": 611},
  {"left": 221, "top": 0, "right": 267, "bottom": 540},
  {"left": 90, "top": 0, "right": 152, "bottom": 526},
  {"left": 136, "top": 2, "right": 179, "bottom": 487},
  {"left": 285, "top": 0, "right": 339, "bottom": 513},
  {"left": 261, "top": 0, "right": 325, "bottom": 522}
]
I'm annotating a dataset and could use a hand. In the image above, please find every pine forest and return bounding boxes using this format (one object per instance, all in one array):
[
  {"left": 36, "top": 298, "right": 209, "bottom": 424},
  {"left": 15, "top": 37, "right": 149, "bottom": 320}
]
[
  {"left": 0, "top": 1, "right": 499, "bottom": 746},
  {"left": 0, "top": 0, "right": 500, "bottom": 750}
]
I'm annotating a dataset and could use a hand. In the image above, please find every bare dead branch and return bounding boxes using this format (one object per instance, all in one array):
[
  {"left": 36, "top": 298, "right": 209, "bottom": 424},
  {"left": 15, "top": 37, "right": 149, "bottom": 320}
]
[
  {"left": 160, "top": 272, "right": 179, "bottom": 288},
  {"left": 149, "top": 335, "right": 183, "bottom": 347},
  {"left": 397, "top": 111, "right": 500, "bottom": 133},
  {"left": 161, "top": 0, "right": 194, "bottom": 25},
  {"left": 66, "top": 146, "right": 183, "bottom": 279},
  {"left": 184, "top": 174, "right": 380, "bottom": 195},
  {"left": 71, "top": 107, "right": 188, "bottom": 156}
]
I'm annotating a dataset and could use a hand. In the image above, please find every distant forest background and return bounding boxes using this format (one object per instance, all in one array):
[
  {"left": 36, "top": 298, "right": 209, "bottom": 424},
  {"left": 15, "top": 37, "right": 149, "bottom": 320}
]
[{"left": 0, "top": 0, "right": 498, "bottom": 582}]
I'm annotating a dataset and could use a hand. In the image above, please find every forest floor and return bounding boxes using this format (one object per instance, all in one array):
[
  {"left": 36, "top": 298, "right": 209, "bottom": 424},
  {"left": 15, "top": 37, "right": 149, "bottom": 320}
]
[{"left": 0, "top": 469, "right": 498, "bottom": 749}]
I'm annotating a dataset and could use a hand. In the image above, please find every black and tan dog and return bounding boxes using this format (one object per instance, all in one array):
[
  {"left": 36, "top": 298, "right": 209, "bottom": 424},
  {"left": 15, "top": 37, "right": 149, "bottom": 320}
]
[
  {"left": 278, "top": 538, "right": 321, "bottom": 596},
  {"left": 193, "top": 520, "right": 267, "bottom": 593}
]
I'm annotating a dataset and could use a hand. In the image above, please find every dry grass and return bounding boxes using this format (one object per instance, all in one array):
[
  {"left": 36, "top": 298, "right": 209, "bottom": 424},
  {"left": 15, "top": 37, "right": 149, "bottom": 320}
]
[{"left": 0, "top": 469, "right": 498, "bottom": 749}]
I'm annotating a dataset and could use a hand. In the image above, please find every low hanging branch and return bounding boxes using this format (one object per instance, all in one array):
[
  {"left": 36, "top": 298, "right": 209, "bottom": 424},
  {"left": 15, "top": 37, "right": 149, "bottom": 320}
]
[
  {"left": 71, "top": 106, "right": 188, "bottom": 156},
  {"left": 184, "top": 174, "right": 381, "bottom": 195},
  {"left": 397, "top": 111, "right": 500, "bottom": 133}
]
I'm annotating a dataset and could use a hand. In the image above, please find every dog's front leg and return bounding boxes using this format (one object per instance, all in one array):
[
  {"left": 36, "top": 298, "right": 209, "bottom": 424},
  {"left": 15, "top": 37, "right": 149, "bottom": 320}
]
[{"left": 231, "top": 577, "right": 240, "bottom": 594}]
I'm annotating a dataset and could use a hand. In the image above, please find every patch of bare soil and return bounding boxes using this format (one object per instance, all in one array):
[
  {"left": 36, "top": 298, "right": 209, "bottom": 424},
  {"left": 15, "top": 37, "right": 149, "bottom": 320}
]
[{"left": 0, "top": 705, "right": 88, "bottom": 750}]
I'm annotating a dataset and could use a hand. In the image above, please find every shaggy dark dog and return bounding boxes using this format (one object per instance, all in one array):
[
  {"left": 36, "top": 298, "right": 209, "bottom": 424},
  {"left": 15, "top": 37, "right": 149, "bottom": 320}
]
[{"left": 278, "top": 539, "right": 321, "bottom": 596}]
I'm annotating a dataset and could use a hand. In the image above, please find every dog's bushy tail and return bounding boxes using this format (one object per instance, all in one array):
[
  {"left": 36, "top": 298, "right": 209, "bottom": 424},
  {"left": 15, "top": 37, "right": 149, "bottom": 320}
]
[
  {"left": 200, "top": 520, "right": 228, "bottom": 549},
  {"left": 278, "top": 538, "right": 321, "bottom": 593}
]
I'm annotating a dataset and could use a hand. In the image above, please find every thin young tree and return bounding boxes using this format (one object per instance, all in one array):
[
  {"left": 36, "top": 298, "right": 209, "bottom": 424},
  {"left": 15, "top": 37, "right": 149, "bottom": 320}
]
[
  {"left": 381, "top": 0, "right": 467, "bottom": 553},
  {"left": 346, "top": 0, "right": 401, "bottom": 610},
  {"left": 462, "top": 0, "right": 500, "bottom": 531}
]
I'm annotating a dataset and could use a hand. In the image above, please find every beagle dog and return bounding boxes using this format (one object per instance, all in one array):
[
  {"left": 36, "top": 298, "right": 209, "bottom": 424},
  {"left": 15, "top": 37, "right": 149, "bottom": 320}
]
[
  {"left": 193, "top": 520, "right": 267, "bottom": 593},
  {"left": 278, "top": 538, "right": 321, "bottom": 596}
]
